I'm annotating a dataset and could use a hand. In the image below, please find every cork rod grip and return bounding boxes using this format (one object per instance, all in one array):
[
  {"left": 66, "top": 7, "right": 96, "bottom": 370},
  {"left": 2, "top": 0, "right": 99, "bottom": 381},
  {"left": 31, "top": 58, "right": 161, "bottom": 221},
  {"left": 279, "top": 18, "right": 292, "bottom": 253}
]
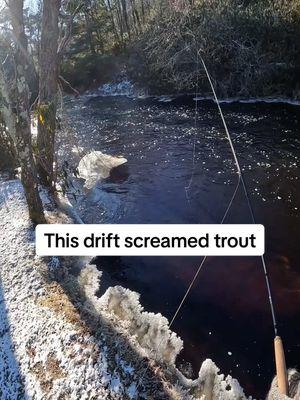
[{"left": 274, "top": 336, "right": 288, "bottom": 395}]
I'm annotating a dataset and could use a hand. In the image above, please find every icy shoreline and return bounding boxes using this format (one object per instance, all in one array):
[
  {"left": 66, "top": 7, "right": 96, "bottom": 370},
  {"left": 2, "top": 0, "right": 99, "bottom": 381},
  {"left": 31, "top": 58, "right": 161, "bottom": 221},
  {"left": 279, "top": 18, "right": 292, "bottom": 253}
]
[
  {"left": 85, "top": 80, "right": 300, "bottom": 107},
  {"left": 0, "top": 178, "right": 295, "bottom": 399}
]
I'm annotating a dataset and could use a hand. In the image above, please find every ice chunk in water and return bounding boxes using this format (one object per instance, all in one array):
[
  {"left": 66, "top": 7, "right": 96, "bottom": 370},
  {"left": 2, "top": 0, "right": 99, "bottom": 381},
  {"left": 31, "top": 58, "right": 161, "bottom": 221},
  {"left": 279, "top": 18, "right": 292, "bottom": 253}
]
[{"left": 78, "top": 151, "right": 127, "bottom": 188}]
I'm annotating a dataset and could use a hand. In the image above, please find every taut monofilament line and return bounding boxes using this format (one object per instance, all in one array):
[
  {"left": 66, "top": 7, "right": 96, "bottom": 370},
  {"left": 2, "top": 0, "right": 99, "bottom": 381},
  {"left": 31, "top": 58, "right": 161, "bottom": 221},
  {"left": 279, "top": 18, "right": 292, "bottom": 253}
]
[
  {"left": 198, "top": 52, "right": 279, "bottom": 338},
  {"left": 198, "top": 51, "right": 288, "bottom": 395}
]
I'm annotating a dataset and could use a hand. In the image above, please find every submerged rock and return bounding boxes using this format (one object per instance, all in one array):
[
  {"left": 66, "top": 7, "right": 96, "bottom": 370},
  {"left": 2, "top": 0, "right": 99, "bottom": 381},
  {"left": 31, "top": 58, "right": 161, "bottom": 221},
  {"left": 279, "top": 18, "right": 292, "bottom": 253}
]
[{"left": 78, "top": 151, "right": 127, "bottom": 189}]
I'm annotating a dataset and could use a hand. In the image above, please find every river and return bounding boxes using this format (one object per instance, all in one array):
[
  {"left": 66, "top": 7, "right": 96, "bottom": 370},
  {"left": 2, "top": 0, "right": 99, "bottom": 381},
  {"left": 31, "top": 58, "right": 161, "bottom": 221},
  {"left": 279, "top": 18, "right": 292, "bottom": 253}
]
[{"left": 61, "top": 93, "right": 300, "bottom": 399}]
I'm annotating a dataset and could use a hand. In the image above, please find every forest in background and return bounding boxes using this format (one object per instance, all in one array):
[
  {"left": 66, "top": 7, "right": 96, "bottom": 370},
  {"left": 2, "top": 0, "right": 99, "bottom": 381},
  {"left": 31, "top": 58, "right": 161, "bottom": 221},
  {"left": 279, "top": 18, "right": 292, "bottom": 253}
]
[
  {"left": 1, "top": 0, "right": 300, "bottom": 97},
  {"left": 59, "top": 0, "right": 300, "bottom": 98}
]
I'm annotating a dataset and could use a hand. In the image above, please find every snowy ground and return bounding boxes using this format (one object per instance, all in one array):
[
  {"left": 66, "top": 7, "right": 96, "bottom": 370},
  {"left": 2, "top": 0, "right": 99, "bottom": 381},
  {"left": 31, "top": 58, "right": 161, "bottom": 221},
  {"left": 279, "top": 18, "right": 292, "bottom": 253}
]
[{"left": 0, "top": 178, "right": 295, "bottom": 399}]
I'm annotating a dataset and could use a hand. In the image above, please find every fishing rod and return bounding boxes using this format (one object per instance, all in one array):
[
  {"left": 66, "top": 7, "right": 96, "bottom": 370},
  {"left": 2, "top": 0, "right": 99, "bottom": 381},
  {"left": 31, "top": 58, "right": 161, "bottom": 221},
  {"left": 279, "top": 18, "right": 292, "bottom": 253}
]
[
  {"left": 169, "top": 50, "right": 288, "bottom": 395},
  {"left": 198, "top": 51, "right": 289, "bottom": 396},
  {"left": 160, "top": 18, "right": 289, "bottom": 390},
  {"left": 138, "top": 15, "right": 288, "bottom": 392},
  {"left": 142, "top": 52, "right": 288, "bottom": 396}
]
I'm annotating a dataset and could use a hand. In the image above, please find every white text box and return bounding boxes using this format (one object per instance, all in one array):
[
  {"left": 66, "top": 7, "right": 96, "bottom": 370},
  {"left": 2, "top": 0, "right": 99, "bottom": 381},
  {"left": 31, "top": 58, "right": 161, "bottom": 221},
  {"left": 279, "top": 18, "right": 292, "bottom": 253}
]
[{"left": 36, "top": 224, "right": 265, "bottom": 256}]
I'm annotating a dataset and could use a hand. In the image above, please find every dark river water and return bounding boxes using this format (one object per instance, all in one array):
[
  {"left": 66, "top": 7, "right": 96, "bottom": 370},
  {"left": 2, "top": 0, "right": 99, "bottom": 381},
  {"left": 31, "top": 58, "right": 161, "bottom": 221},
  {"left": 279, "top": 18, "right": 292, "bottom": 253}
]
[{"left": 61, "top": 94, "right": 300, "bottom": 399}]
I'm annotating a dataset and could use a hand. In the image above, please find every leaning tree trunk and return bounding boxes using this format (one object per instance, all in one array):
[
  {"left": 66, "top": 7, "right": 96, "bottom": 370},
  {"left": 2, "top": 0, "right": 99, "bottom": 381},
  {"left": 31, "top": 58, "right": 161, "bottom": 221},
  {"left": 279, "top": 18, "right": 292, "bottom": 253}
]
[
  {"left": 37, "top": 0, "right": 61, "bottom": 188},
  {"left": 2, "top": 0, "right": 46, "bottom": 224},
  {"left": 0, "top": 76, "right": 45, "bottom": 224},
  {"left": 15, "top": 91, "right": 45, "bottom": 224}
]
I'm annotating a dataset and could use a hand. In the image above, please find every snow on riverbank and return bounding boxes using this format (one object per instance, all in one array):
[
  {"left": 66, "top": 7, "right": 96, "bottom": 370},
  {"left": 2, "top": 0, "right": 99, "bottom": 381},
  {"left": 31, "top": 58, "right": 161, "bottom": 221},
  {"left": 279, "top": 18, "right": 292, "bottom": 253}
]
[
  {"left": 1, "top": 178, "right": 295, "bottom": 399},
  {"left": 0, "top": 180, "right": 142, "bottom": 399}
]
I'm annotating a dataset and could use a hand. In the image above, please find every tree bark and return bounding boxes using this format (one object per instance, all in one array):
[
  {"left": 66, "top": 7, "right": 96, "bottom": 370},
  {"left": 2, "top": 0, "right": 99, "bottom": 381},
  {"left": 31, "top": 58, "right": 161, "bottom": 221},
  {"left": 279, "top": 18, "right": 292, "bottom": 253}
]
[
  {"left": 85, "top": 11, "right": 96, "bottom": 54},
  {"left": 8, "top": 0, "right": 45, "bottom": 223},
  {"left": 120, "top": 0, "right": 131, "bottom": 40},
  {"left": 8, "top": 0, "right": 39, "bottom": 103},
  {"left": 105, "top": 0, "right": 121, "bottom": 46},
  {"left": 1, "top": 0, "right": 45, "bottom": 224},
  {"left": 37, "top": 0, "right": 61, "bottom": 188}
]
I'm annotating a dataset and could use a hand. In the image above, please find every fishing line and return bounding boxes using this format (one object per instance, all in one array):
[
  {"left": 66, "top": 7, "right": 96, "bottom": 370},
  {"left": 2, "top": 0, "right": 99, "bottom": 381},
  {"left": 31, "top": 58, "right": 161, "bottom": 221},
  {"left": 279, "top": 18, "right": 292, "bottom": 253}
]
[
  {"left": 184, "top": 48, "right": 199, "bottom": 202},
  {"left": 169, "top": 175, "right": 240, "bottom": 327},
  {"left": 199, "top": 52, "right": 278, "bottom": 336},
  {"left": 138, "top": 50, "right": 279, "bottom": 390},
  {"left": 137, "top": 176, "right": 240, "bottom": 385},
  {"left": 137, "top": 39, "right": 242, "bottom": 386}
]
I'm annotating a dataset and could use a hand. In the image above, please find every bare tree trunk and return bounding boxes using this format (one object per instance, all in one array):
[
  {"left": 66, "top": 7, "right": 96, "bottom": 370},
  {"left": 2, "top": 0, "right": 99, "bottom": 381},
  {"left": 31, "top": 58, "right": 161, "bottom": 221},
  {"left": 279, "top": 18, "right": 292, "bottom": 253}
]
[
  {"left": 16, "top": 106, "right": 45, "bottom": 224},
  {"left": 8, "top": 0, "right": 39, "bottom": 103},
  {"left": 37, "top": 0, "right": 61, "bottom": 188},
  {"left": 120, "top": 0, "right": 131, "bottom": 40},
  {"left": 141, "top": 0, "right": 146, "bottom": 24},
  {"left": 2, "top": 0, "right": 46, "bottom": 224},
  {"left": 0, "top": 113, "right": 16, "bottom": 171},
  {"left": 115, "top": 0, "right": 125, "bottom": 47},
  {"left": 130, "top": 0, "right": 141, "bottom": 35},
  {"left": 105, "top": 0, "right": 121, "bottom": 46},
  {"left": 85, "top": 11, "right": 96, "bottom": 54}
]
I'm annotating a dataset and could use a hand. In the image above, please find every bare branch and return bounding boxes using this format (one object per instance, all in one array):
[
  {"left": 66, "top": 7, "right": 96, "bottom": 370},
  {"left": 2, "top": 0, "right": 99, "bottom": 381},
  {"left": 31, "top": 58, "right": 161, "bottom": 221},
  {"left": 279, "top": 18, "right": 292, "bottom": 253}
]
[
  {"left": 57, "top": 2, "right": 84, "bottom": 57},
  {"left": 59, "top": 75, "right": 80, "bottom": 96}
]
